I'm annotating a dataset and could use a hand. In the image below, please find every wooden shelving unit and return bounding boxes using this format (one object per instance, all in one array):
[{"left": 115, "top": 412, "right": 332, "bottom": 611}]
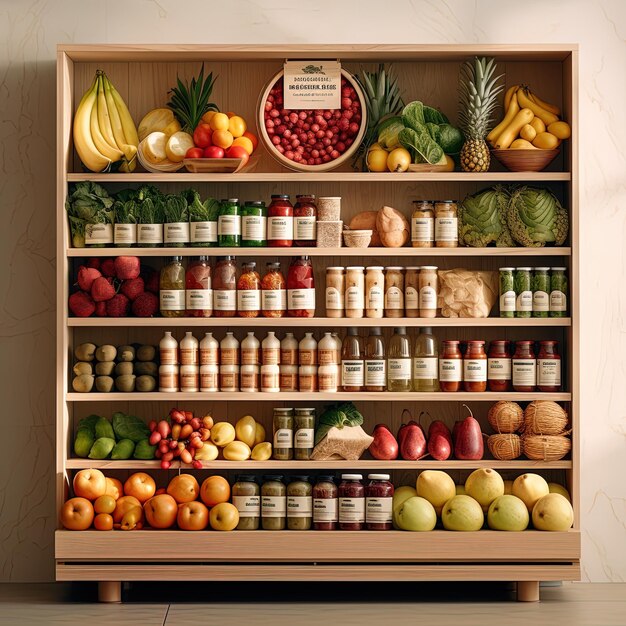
[{"left": 56, "top": 44, "right": 579, "bottom": 603}]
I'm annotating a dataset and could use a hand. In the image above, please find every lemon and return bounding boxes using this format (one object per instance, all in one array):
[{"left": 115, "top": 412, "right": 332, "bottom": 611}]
[
  {"left": 210, "top": 112, "right": 230, "bottom": 131},
  {"left": 367, "top": 148, "right": 389, "bottom": 172},
  {"left": 386, "top": 147, "right": 411, "bottom": 172}
]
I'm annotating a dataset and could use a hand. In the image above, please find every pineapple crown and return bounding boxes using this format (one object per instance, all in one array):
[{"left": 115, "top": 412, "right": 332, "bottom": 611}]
[{"left": 458, "top": 57, "right": 503, "bottom": 140}]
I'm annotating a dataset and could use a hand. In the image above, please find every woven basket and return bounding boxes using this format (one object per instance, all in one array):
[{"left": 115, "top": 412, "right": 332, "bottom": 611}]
[
  {"left": 487, "top": 401, "right": 524, "bottom": 433},
  {"left": 523, "top": 400, "right": 569, "bottom": 435},
  {"left": 488, "top": 433, "right": 521, "bottom": 460},
  {"left": 522, "top": 434, "right": 572, "bottom": 461},
  {"left": 491, "top": 148, "right": 559, "bottom": 172}
]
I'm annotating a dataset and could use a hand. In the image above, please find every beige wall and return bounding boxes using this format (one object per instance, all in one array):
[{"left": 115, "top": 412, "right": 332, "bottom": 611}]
[{"left": 1, "top": 0, "right": 624, "bottom": 582}]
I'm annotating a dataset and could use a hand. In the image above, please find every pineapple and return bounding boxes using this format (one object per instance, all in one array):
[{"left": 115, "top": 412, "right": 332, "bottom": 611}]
[
  {"left": 458, "top": 57, "right": 503, "bottom": 172},
  {"left": 167, "top": 64, "right": 218, "bottom": 133}
]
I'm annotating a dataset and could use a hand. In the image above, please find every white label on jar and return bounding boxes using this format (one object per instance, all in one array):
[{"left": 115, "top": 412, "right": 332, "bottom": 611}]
[
  {"left": 339, "top": 497, "right": 365, "bottom": 523},
  {"left": 550, "top": 290, "right": 567, "bottom": 312},
  {"left": 220, "top": 348, "right": 238, "bottom": 365},
  {"left": 411, "top": 216, "right": 434, "bottom": 242},
  {"left": 241, "top": 215, "right": 266, "bottom": 241},
  {"left": 463, "top": 359, "right": 487, "bottom": 382},
  {"left": 413, "top": 357, "right": 438, "bottom": 380},
  {"left": 281, "top": 348, "right": 297, "bottom": 366},
  {"left": 241, "top": 349, "right": 259, "bottom": 367},
  {"left": 237, "top": 289, "right": 261, "bottom": 311},
  {"left": 114, "top": 223, "right": 136, "bottom": 245},
  {"left": 365, "top": 359, "right": 386, "bottom": 386},
  {"left": 419, "top": 286, "right": 437, "bottom": 310},
  {"left": 314, "top": 498, "right": 338, "bottom": 522},
  {"left": 318, "top": 348, "right": 336, "bottom": 365},
  {"left": 439, "top": 359, "right": 462, "bottom": 382},
  {"left": 385, "top": 286, "right": 403, "bottom": 310},
  {"left": 512, "top": 360, "right": 537, "bottom": 386},
  {"left": 405, "top": 286, "right": 418, "bottom": 310},
  {"left": 500, "top": 291, "right": 516, "bottom": 312},
  {"left": 218, "top": 214, "right": 240, "bottom": 236},
  {"left": 200, "top": 366, "right": 218, "bottom": 391},
  {"left": 180, "top": 348, "right": 198, "bottom": 366},
  {"left": 262, "top": 495, "right": 286, "bottom": 517},
  {"left": 435, "top": 216, "right": 458, "bottom": 242},
  {"left": 287, "top": 496, "right": 312, "bottom": 517},
  {"left": 200, "top": 349, "right": 218, "bottom": 366},
  {"left": 267, "top": 215, "right": 293, "bottom": 241},
  {"left": 186, "top": 289, "right": 213, "bottom": 311},
  {"left": 288, "top": 288, "right": 316, "bottom": 311},
  {"left": 273, "top": 428, "right": 293, "bottom": 449},
  {"left": 537, "top": 359, "right": 561, "bottom": 386},
  {"left": 85, "top": 222, "right": 113, "bottom": 245},
  {"left": 516, "top": 291, "right": 532, "bottom": 312},
  {"left": 366, "top": 497, "right": 393, "bottom": 523},
  {"left": 160, "top": 289, "right": 185, "bottom": 311},
  {"left": 299, "top": 349, "right": 316, "bottom": 366},
  {"left": 163, "top": 222, "right": 190, "bottom": 244},
  {"left": 280, "top": 371, "right": 298, "bottom": 391},
  {"left": 262, "top": 289, "right": 286, "bottom": 311},
  {"left": 341, "top": 360, "right": 364, "bottom": 386},
  {"left": 295, "top": 216, "right": 316, "bottom": 241},
  {"left": 533, "top": 291, "right": 549, "bottom": 312},
  {"left": 160, "top": 348, "right": 178, "bottom": 365},
  {"left": 263, "top": 348, "right": 280, "bottom": 365},
  {"left": 325, "top": 287, "right": 343, "bottom": 310},
  {"left": 214, "top": 289, "right": 236, "bottom": 311},
  {"left": 220, "top": 370, "right": 238, "bottom": 390},
  {"left": 232, "top": 495, "right": 260, "bottom": 517},
  {"left": 295, "top": 428, "right": 314, "bottom": 448},
  {"left": 137, "top": 223, "right": 163, "bottom": 245},
  {"left": 388, "top": 358, "right": 412, "bottom": 381},
  {"left": 488, "top": 358, "right": 512, "bottom": 381},
  {"left": 190, "top": 221, "right": 217, "bottom": 243},
  {"left": 367, "top": 285, "right": 384, "bottom": 310},
  {"left": 345, "top": 285, "right": 364, "bottom": 310}
]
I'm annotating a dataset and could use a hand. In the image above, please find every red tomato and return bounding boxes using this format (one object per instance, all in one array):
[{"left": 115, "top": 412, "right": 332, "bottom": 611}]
[
  {"left": 193, "top": 123, "right": 213, "bottom": 148},
  {"left": 226, "top": 145, "right": 250, "bottom": 166},
  {"left": 185, "top": 147, "right": 204, "bottom": 159},
  {"left": 203, "top": 146, "right": 225, "bottom": 159},
  {"left": 242, "top": 130, "right": 259, "bottom": 151}
]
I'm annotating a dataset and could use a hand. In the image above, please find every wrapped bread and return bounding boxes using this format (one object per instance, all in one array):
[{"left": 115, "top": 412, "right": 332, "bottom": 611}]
[
  {"left": 311, "top": 425, "right": 374, "bottom": 461},
  {"left": 437, "top": 268, "right": 498, "bottom": 318}
]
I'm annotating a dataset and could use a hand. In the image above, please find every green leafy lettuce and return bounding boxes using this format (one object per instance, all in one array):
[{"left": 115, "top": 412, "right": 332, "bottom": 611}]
[
  {"left": 111, "top": 412, "right": 151, "bottom": 442},
  {"left": 314, "top": 402, "right": 364, "bottom": 445},
  {"left": 65, "top": 182, "right": 114, "bottom": 248},
  {"left": 458, "top": 186, "right": 514, "bottom": 247}
]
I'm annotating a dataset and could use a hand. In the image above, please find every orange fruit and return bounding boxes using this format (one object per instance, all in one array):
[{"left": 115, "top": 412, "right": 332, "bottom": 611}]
[
  {"left": 105, "top": 477, "right": 123, "bottom": 500},
  {"left": 94, "top": 494, "right": 116, "bottom": 515},
  {"left": 210, "top": 112, "right": 230, "bottom": 131},
  {"left": 225, "top": 111, "right": 236, "bottom": 118},
  {"left": 232, "top": 136, "right": 254, "bottom": 156},
  {"left": 242, "top": 131, "right": 258, "bottom": 151},
  {"left": 228, "top": 115, "right": 247, "bottom": 138},
  {"left": 94, "top": 513, "right": 113, "bottom": 531},
  {"left": 201, "top": 110, "right": 217, "bottom": 125},
  {"left": 212, "top": 129, "right": 234, "bottom": 149}
]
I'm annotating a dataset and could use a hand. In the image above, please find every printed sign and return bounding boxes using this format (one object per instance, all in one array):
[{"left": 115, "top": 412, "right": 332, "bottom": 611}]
[{"left": 284, "top": 60, "right": 341, "bottom": 109}]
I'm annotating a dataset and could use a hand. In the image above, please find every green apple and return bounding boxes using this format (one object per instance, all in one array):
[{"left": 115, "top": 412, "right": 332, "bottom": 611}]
[
  {"left": 416, "top": 470, "right": 456, "bottom": 516},
  {"left": 532, "top": 493, "right": 574, "bottom": 531},
  {"left": 441, "top": 495, "right": 484, "bottom": 531},
  {"left": 455, "top": 484, "right": 466, "bottom": 495},
  {"left": 512, "top": 473, "right": 549, "bottom": 512},
  {"left": 548, "top": 482, "right": 571, "bottom": 502},
  {"left": 487, "top": 495, "right": 529, "bottom": 531},
  {"left": 393, "top": 486, "right": 417, "bottom": 513},
  {"left": 395, "top": 496, "right": 437, "bottom": 531},
  {"left": 465, "top": 468, "right": 504, "bottom": 511}
]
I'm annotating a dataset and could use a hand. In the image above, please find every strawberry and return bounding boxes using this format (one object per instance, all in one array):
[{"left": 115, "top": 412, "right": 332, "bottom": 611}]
[
  {"left": 94, "top": 301, "right": 107, "bottom": 317},
  {"left": 114, "top": 256, "right": 140, "bottom": 280},
  {"left": 105, "top": 293, "right": 130, "bottom": 317},
  {"left": 132, "top": 291, "right": 159, "bottom": 317},
  {"left": 120, "top": 277, "right": 145, "bottom": 301},
  {"left": 91, "top": 276, "right": 116, "bottom": 302},
  {"left": 77, "top": 266, "right": 101, "bottom": 292},
  {"left": 100, "top": 258, "right": 116, "bottom": 277},
  {"left": 69, "top": 291, "right": 95, "bottom": 317}
]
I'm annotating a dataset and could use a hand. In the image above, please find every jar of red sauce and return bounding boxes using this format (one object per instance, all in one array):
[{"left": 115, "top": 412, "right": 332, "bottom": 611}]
[
  {"left": 287, "top": 256, "right": 315, "bottom": 317},
  {"left": 338, "top": 474, "right": 365, "bottom": 530},
  {"left": 294, "top": 194, "right": 317, "bottom": 247},
  {"left": 313, "top": 475, "right": 337, "bottom": 530},
  {"left": 512, "top": 340, "right": 536, "bottom": 392},
  {"left": 537, "top": 340, "right": 561, "bottom": 392},
  {"left": 365, "top": 474, "right": 394, "bottom": 530},
  {"left": 487, "top": 340, "right": 512, "bottom": 392},
  {"left": 267, "top": 194, "right": 294, "bottom": 247},
  {"left": 439, "top": 340, "right": 462, "bottom": 392},
  {"left": 463, "top": 340, "right": 487, "bottom": 392},
  {"left": 185, "top": 256, "right": 212, "bottom": 318}
]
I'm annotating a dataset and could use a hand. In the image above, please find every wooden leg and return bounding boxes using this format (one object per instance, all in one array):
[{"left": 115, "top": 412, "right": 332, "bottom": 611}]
[
  {"left": 517, "top": 581, "right": 540, "bottom": 602},
  {"left": 98, "top": 581, "right": 122, "bottom": 603}
]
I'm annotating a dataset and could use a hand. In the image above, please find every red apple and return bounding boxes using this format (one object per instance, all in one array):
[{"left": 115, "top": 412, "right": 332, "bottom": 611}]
[
  {"left": 225, "top": 145, "right": 250, "bottom": 166},
  {"left": 185, "top": 147, "right": 204, "bottom": 159},
  {"left": 203, "top": 146, "right": 225, "bottom": 159}
]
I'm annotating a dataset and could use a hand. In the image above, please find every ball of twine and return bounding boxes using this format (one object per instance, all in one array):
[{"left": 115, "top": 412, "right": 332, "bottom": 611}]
[
  {"left": 522, "top": 401, "right": 568, "bottom": 435},
  {"left": 488, "top": 401, "right": 524, "bottom": 433},
  {"left": 488, "top": 433, "right": 521, "bottom": 460},
  {"left": 522, "top": 434, "right": 572, "bottom": 461}
]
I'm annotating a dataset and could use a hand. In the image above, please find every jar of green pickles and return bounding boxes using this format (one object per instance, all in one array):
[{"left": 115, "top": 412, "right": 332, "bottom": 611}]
[
  {"left": 532, "top": 267, "right": 550, "bottom": 318},
  {"left": 287, "top": 476, "right": 312, "bottom": 530},
  {"left": 499, "top": 268, "right": 515, "bottom": 318},
  {"left": 218, "top": 198, "right": 241, "bottom": 247},
  {"left": 293, "top": 408, "right": 315, "bottom": 460},
  {"left": 515, "top": 268, "right": 532, "bottom": 318},
  {"left": 272, "top": 408, "right": 293, "bottom": 460},
  {"left": 261, "top": 476, "right": 286, "bottom": 530},
  {"left": 550, "top": 267, "right": 568, "bottom": 317},
  {"left": 232, "top": 475, "right": 260, "bottom": 530},
  {"left": 241, "top": 201, "right": 267, "bottom": 247}
]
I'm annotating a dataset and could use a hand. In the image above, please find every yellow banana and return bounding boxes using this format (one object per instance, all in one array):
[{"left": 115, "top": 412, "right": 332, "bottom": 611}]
[
  {"left": 72, "top": 75, "right": 111, "bottom": 172},
  {"left": 487, "top": 92, "right": 520, "bottom": 146},
  {"left": 104, "top": 75, "right": 139, "bottom": 148},
  {"left": 528, "top": 90, "right": 561, "bottom": 116},
  {"left": 516, "top": 88, "right": 559, "bottom": 126},
  {"left": 102, "top": 75, "right": 138, "bottom": 167},
  {"left": 90, "top": 77, "right": 124, "bottom": 162},
  {"left": 503, "top": 84, "right": 519, "bottom": 111}
]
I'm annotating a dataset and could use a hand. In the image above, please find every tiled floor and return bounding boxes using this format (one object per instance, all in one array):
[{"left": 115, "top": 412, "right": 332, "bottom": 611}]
[{"left": 0, "top": 582, "right": 624, "bottom": 626}]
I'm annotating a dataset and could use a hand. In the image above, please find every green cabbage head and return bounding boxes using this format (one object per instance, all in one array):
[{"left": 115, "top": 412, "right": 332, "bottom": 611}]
[{"left": 458, "top": 186, "right": 514, "bottom": 247}]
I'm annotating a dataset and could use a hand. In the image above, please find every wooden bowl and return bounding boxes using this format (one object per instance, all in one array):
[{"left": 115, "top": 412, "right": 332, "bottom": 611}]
[
  {"left": 491, "top": 148, "right": 559, "bottom": 172},
  {"left": 137, "top": 141, "right": 184, "bottom": 173}
]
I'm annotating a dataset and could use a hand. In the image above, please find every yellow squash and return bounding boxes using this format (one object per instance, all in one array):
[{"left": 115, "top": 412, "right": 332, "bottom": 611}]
[
  {"left": 493, "top": 108, "right": 534, "bottom": 149},
  {"left": 530, "top": 117, "right": 546, "bottom": 134},
  {"left": 516, "top": 88, "right": 559, "bottom": 126},
  {"left": 519, "top": 124, "right": 537, "bottom": 142},
  {"left": 532, "top": 131, "right": 560, "bottom": 149},
  {"left": 529, "top": 90, "right": 561, "bottom": 116},
  {"left": 487, "top": 92, "right": 520, "bottom": 146},
  {"left": 510, "top": 138, "right": 537, "bottom": 149},
  {"left": 547, "top": 121, "right": 571, "bottom": 140},
  {"left": 503, "top": 84, "right": 519, "bottom": 111}
]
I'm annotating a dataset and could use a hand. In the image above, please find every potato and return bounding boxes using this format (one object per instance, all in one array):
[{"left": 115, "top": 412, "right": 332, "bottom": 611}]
[
  {"left": 74, "top": 343, "right": 96, "bottom": 362},
  {"left": 349, "top": 211, "right": 381, "bottom": 246},
  {"left": 95, "top": 344, "right": 117, "bottom": 362},
  {"left": 376, "top": 205, "right": 409, "bottom": 248},
  {"left": 115, "top": 361, "right": 134, "bottom": 376},
  {"left": 134, "top": 361, "right": 157, "bottom": 377},
  {"left": 117, "top": 345, "right": 135, "bottom": 362},
  {"left": 95, "top": 376, "right": 114, "bottom": 392},
  {"left": 115, "top": 374, "right": 136, "bottom": 392},
  {"left": 95, "top": 361, "right": 115, "bottom": 376},
  {"left": 73, "top": 362, "right": 92, "bottom": 376},
  {"left": 136, "top": 375, "right": 156, "bottom": 392},
  {"left": 136, "top": 345, "right": 156, "bottom": 362},
  {"left": 72, "top": 374, "right": 94, "bottom": 393}
]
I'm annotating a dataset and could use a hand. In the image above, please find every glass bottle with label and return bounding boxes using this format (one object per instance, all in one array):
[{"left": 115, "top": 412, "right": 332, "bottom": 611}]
[
  {"left": 293, "top": 195, "right": 317, "bottom": 247},
  {"left": 384, "top": 266, "right": 404, "bottom": 318},
  {"left": 272, "top": 408, "right": 293, "bottom": 460},
  {"left": 313, "top": 476, "right": 338, "bottom": 530},
  {"left": 365, "top": 327, "right": 386, "bottom": 392},
  {"left": 213, "top": 256, "right": 237, "bottom": 318},
  {"left": 419, "top": 266, "right": 438, "bottom": 318},
  {"left": 463, "top": 340, "right": 487, "bottom": 392},
  {"left": 487, "top": 340, "right": 512, "bottom": 392},
  {"left": 261, "top": 476, "right": 286, "bottom": 530},
  {"left": 365, "top": 266, "right": 385, "bottom": 318},
  {"left": 515, "top": 268, "right": 532, "bottom": 318},
  {"left": 532, "top": 267, "right": 550, "bottom": 318},
  {"left": 411, "top": 200, "right": 434, "bottom": 248},
  {"left": 287, "top": 256, "right": 315, "bottom": 317},
  {"left": 338, "top": 474, "right": 365, "bottom": 530},
  {"left": 387, "top": 327, "right": 412, "bottom": 392},
  {"left": 318, "top": 332, "right": 337, "bottom": 365},
  {"left": 294, "top": 408, "right": 315, "bottom": 460},
  {"left": 241, "top": 201, "right": 266, "bottom": 247},
  {"left": 261, "top": 262, "right": 286, "bottom": 318},
  {"left": 299, "top": 332, "right": 317, "bottom": 366},
  {"left": 159, "top": 331, "right": 178, "bottom": 365},
  {"left": 237, "top": 261, "right": 261, "bottom": 318},
  {"left": 499, "top": 268, "right": 515, "bottom": 318},
  {"left": 179, "top": 332, "right": 198, "bottom": 366},
  {"left": 439, "top": 340, "right": 462, "bottom": 392},
  {"left": 550, "top": 267, "right": 568, "bottom": 317},
  {"left": 241, "top": 331, "right": 260, "bottom": 365},
  {"left": 220, "top": 331, "right": 239, "bottom": 365},
  {"left": 341, "top": 328, "right": 364, "bottom": 392},
  {"left": 413, "top": 327, "right": 439, "bottom": 392},
  {"left": 232, "top": 476, "right": 260, "bottom": 530},
  {"left": 199, "top": 332, "right": 218, "bottom": 365},
  {"left": 160, "top": 256, "right": 185, "bottom": 317},
  {"left": 537, "top": 340, "right": 561, "bottom": 392},
  {"left": 434, "top": 200, "right": 458, "bottom": 247},
  {"left": 405, "top": 267, "right": 420, "bottom": 318},
  {"left": 185, "top": 256, "right": 212, "bottom": 318},
  {"left": 280, "top": 332, "right": 298, "bottom": 365},
  {"left": 365, "top": 474, "right": 394, "bottom": 530},
  {"left": 512, "top": 340, "right": 536, "bottom": 392},
  {"left": 325, "top": 267, "right": 345, "bottom": 318},
  {"left": 332, "top": 333, "right": 343, "bottom": 365},
  {"left": 267, "top": 194, "right": 294, "bottom": 247},
  {"left": 217, "top": 198, "right": 241, "bottom": 247},
  {"left": 287, "top": 477, "right": 313, "bottom": 530},
  {"left": 262, "top": 331, "right": 280, "bottom": 365},
  {"left": 345, "top": 266, "right": 365, "bottom": 319}
]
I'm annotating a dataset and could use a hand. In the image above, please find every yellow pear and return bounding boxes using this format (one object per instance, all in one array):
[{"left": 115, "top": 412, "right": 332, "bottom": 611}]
[
  {"left": 532, "top": 493, "right": 574, "bottom": 531},
  {"left": 416, "top": 470, "right": 456, "bottom": 516},
  {"left": 512, "top": 473, "right": 549, "bottom": 513}
]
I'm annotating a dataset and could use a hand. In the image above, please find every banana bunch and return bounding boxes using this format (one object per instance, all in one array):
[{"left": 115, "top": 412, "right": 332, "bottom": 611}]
[
  {"left": 488, "top": 85, "right": 571, "bottom": 150},
  {"left": 73, "top": 70, "right": 139, "bottom": 172}
]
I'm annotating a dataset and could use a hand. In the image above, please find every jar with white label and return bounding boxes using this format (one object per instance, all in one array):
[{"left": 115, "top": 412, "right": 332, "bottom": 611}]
[
  {"left": 413, "top": 327, "right": 439, "bottom": 392},
  {"left": 411, "top": 200, "right": 434, "bottom": 248},
  {"left": 137, "top": 221, "right": 163, "bottom": 248},
  {"left": 313, "top": 476, "right": 338, "bottom": 530},
  {"left": 240, "top": 332, "right": 259, "bottom": 366},
  {"left": 114, "top": 222, "right": 136, "bottom": 247},
  {"left": 550, "top": 267, "right": 568, "bottom": 318},
  {"left": 366, "top": 474, "right": 394, "bottom": 530},
  {"left": 279, "top": 364, "right": 299, "bottom": 391},
  {"left": 341, "top": 328, "right": 364, "bottom": 392},
  {"left": 241, "top": 201, "right": 266, "bottom": 247},
  {"left": 261, "top": 262, "right": 286, "bottom": 318},
  {"left": 537, "top": 340, "right": 561, "bottom": 392},
  {"left": 237, "top": 261, "right": 261, "bottom": 318},
  {"left": 233, "top": 475, "right": 260, "bottom": 530},
  {"left": 515, "top": 268, "right": 532, "bottom": 319},
  {"left": 217, "top": 198, "right": 241, "bottom": 247},
  {"left": 287, "top": 256, "right": 315, "bottom": 317},
  {"left": 419, "top": 266, "right": 438, "bottom": 318},
  {"left": 318, "top": 332, "right": 337, "bottom": 365},
  {"left": 387, "top": 327, "right": 412, "bottom": 392},
  {"left": 180, "top": 364, "right": 199, "bottom": 392},
  {"left": 159, "top": 363, "right": 179, "bottom": 392},
  {"left": 272, "top": 408, "right": 293, "bottom": 460},
  {"left": 365, "top": 266, "right": 384, "bottom": 318},
  {"left": 532, "top": 267, "right": 550, "bottom": 318},
  {"left": 338, "top": 474, "right": 365, "bottom": 530},
  {"left": 185, "top": 256, "right": 212, "bottom": 318},
  {"left": 439, "top": 340, "right": 462, "bottom": 392},
  {"left": 463, "top": 340, "right": 487, "bottom": 392},
  {"left": 220, "top": 332, "right": 239, "bottom": 365},
  {"left": 318, "top": 362, "right": 339, "bottom": 392},
  {"left": 179, "top": 332, "right": 199, "bottom": 366},
  {"left": 298, "top": 364, "right": 318, "bottom": 392},
  {"left": 85, "top": 221, "right": 114, "bottom": 247},
  {"left": 294, "top": 408, "right": 315, "bottom": 460},
  {"left": 512, "top": 340, "right": 537, "bottom": 392},
  {"left": 345, "top": 266, "right": 365, "bottom": 319},
  {"left": 434, "top": 200, "right": 458, "bottom": 247},
  {"left": 405, "top": 267, "right": 420, "bottom": 318},
  {"left": 487, "top": 340, "right": 512, "bottom": 392},
  {"left": 240, "top": 364, "right": 259, "bottom": 392},
  {"left": 299, "top": 332, "right": 317, "bottom": 366},
  {"left": 199, "top": 332, "right": 218, "bottom": 365},
  {"left": 213, "top": 256, "right": 237, "bottom": 318},
  {"left": 261, "top": 363, "right": 280, "bottom": 393},
  {"left": 261, "top": 476, "right": 286, "bottom": 530},
  {"left": 499, "top": 267, "right": 515, "bottom": 318},
  {"left": 159, "top": 331, "right": 178, "bottom": 365},
  {"left": 200, "top": 363, "right": 218, "bottom": 392},
  {"left": 280, "top": 332, "right": 298, "bottom": 365},
  {"left": 262, "top": 331, "right": 280, "bottom": 365},
  {"left": 293, "top": 195, "right": 317, "bottom": 247},
  {"left": 365, "top": 327, "right": 386, "bottom": 392},
  {"left": 163, "top": 214, "right": 190, "bottom": 247},
  {"left": 325, "top": 266, "right": 345, "bottom": 318},
  {"left": 267, "top": 195, "right": 294, "bottom": 247},
  {"left": 160, "top": 256, "right": 185, "bottom": 318},
  {"left": 219, "top": 364, "right": 239, "bottom": 391},
  {"left": 287, "top": 476, "right": 313, "bottom": 530},
  {"left": 384, "top": 267, "right": 404, "bottom": 318}
]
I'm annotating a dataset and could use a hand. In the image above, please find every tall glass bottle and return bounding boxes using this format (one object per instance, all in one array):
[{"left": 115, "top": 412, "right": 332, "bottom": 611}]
[
  {"left": 412, "top": 327, "right": 439, "bottom": 392},
  {"left": 364, "top": 327, "right": 386, "bottom": 392},
  {"left": 387, "top": 327, "right": 412, "bottom": 392},
  {"left": 160, "top": 256, "right": 186, "bottom": 318},
  {"left": 341, "top": 328, "right": 364, "bottom": 392}
]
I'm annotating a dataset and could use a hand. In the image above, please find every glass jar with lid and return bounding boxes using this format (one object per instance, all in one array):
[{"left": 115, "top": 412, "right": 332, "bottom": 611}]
[
  {"left": 532, "top": 267, "right": 550, "bottom": 318},
  {"left": 365, "top": 474, "right": 394, "bottom": 530},
  {"left": 338, "top": 474, "right": 365, "bottom": 530},
  {"left": 160, "top": 256, "right": 185, "bottom": 318},
  {"left": 411, "top": 200, "right": 434, "bottom": 248},
  {"left": 213, "top": 256, "right": 237, "bottom": 318},
  {"left": 313, "top": 476, "right": 338, "bottom": 530},
  {"left": 345, "top": 266, "right": 365, "bottom": 318},
  {"left": 272, "top": 407, "right": 293, "bottom": 460},
  {"left": 364, "top": 327, "right": 386, "bottom": 392},
  {"left": 434, "top": 200, "right": 458, "bottom": 247},
  {"left": 267, "top": 194, "right": 294, "bottom": 247},
  {"left": 232, "top": 475, "right": 260, "bottom": 530},
  {"left": 185, "top": 256, "right": 212, "bottom": 318},
  {"left": 499, "top": 268, "right": 516, "bottom": 318},
  {"left": 294, "top": 408, "right": 315, "bottom": 460},
  {"left": 293, "top": 195, "right": 317, "bottom": 246},
  {"left": 537, "top": 340, "right": 561, "bottom": 392},
  {"left": 387, "top": 327, "right": 412, "bottom": 392},
  {"left": 261, "top": 262, "right": 286, "bottom": 318},
  {"left": 419, "top": 266, "right": 438, "bottom": 318},
  {"left": 515, "top": 268, "right": 532, "bottom": 318},
  {"left": 384, "top": 266, "right": 404, "bottom": 318},
  {"left": 341, "top": 328, "right": 364, "bottom": 392},
  {"left": 325, "top": 267, "right": 345, "bottom": 318},
  {"left": 287, "top": 256, "right": 315, "bottom": 317},
  {"left": 488, "top": 340, "right": 512, "bottom": 392},
  {"left": 241, "top": 201, "right": 266, "bottom": 247},
  {"left": 237, "top": 261, "right": 261, "bottom": 318},
  {"left": 287, "top": 476, "right": 313, "bottom": 530},
  {"left": 412, "top": 327, "right": 438, "bottom": 392},
  {"left": 261, "top": 476, "right": 286, "bottom": 530},
  {"left": 550, "top": 267, "right": 568, "bottom": 317},
  {"left": 218, "top": 198, "right": 241, "bottom": 247},
  {"left": 404, "top": 267, "right": 420, "bottom": 318},
  {"left": 439, "top": 340, "right": 462, "bottom": 392},
  {"left": 463, "top": 340, "right": 487, "bottom": 392},
  {"left": 365, "top": 266, "right": 384, "bottom": 318},
  {"left": 512, "top": 340, "right": 536, "bottom": 392}
]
